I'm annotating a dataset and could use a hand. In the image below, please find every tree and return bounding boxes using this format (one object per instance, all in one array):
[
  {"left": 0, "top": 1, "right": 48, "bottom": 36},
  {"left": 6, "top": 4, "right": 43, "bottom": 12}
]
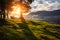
[
  {"left": 0, "top": 0, "right": 13, "bottom": 19},
  {"left": 0, "top": 0, "right": 34, "bottom": 19},
  {"left": 19, "top": 0, "right": 34, "bottom": 19}
]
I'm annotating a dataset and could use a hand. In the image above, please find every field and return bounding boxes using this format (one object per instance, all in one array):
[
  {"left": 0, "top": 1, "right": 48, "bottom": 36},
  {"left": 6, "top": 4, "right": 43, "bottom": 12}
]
[{"left": 0, "top": 19, "right": 60, "bottom": 40}]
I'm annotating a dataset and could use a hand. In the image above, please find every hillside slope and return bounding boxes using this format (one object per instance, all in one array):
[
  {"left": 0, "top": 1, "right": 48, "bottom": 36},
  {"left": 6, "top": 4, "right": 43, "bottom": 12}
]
[{"left": 0, "top": 19, "right": 60, "bottom": 40}]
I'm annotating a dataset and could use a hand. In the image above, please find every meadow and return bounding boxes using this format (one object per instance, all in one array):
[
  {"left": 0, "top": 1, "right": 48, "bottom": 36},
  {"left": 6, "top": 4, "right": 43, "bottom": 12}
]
[{"left": 0, "top": 19, "right": 60, "bottom": 40}]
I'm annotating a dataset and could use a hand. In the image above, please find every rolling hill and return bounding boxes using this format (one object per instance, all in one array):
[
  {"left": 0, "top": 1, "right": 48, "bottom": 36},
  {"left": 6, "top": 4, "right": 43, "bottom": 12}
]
[
  {"left": 29, "top": 9, "right": 60, "bottom": 16},
  {"left": 26, "top": 9, "right": 60, "bottom": 24},
  {"left": 0, "top": 19, "right": 60, "bottom": 40}
]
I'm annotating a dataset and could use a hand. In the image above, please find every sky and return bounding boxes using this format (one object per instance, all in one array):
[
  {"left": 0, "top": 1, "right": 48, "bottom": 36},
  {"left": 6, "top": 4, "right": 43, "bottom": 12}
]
[{"left": 30, "top": 0, "right": 60, "bottom": 12}]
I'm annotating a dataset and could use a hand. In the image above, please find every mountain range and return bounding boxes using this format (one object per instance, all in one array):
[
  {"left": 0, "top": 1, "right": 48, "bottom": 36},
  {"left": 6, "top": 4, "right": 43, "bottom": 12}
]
[
  {"left": 27, "top": 9, "right": 60, "bottom": 24},
  {"left": 29, "top": 9, "right": 60, "bottom": 16}
]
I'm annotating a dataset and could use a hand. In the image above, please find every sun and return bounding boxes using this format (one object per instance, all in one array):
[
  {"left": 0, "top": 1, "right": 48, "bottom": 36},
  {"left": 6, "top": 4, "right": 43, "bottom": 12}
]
[
  {"left": 8, "top": 2, "right": 30, "bottom": 19},
  {"left": 9, "top": 4, "right": 21, "bottom": 18},
  {"left": 12, "top": 5, "right": 21, "bottom": 15}
]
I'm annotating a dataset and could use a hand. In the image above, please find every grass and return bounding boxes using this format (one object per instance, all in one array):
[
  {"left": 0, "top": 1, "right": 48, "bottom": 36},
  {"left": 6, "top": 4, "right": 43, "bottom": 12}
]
[{"left": 0, "top": 19, "right": 60, "bottom": 40}]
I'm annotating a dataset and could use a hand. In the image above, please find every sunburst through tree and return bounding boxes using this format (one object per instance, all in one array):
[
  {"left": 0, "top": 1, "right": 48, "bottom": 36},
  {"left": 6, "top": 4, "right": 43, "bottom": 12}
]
[
  {"left": 8, "top": 0, "right": 34, "bottom": 19},
  {"left": 0, "top": 0, "right": 34, "bottom": 19}
]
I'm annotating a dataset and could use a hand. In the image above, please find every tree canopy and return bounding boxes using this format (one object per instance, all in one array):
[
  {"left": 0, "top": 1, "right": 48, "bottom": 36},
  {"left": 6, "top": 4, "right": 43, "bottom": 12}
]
[{"left": 0, "top": 0, "right": 34, "bottom": 19}]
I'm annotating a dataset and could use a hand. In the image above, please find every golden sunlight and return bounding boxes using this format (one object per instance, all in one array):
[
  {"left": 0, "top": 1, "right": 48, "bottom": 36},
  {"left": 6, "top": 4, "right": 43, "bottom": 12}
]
[
  {"left": 9, "top": 4, "right": 30, "bottom": 18},
  {"left": 10, "top": 4, "right": 21, "bottom": 18}
]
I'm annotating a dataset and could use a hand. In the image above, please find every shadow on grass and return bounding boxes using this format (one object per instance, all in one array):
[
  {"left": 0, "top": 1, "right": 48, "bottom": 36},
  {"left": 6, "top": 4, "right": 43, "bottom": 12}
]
[
  {"left": 18, "top": 19, "right": 38, "bottom": 40},
  {"left": 0, "top": 32, "right": 25, "bottom": 40},
  {"left": 43, "top": 28, "right": 60, "bottom": 39},
  {"left": 0, "top": 19, "right": 25, "bottom": 40},
  {"left": 54, "top": 26, "right": 60, "bottom": 32},
  {"left": 40, "top": 36, "right": 50, "bottom": 40},
  {"left": 0, "top": 19, "right": 8, "bottom": 26},
  {"left": 30, "top": 21, "right": 40, "bottom": 26}
]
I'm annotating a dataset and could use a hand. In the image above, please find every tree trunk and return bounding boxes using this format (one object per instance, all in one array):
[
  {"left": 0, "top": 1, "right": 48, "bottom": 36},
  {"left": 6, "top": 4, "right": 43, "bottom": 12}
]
[
  {"left": 7, "top": 12, "right": 8, "bottom": 18},
  {"left": 20, "top": 12, "right": 24, "bottom": 20},
  {"left": 3, "top": 10, "right": 6, "bottom": 19}
]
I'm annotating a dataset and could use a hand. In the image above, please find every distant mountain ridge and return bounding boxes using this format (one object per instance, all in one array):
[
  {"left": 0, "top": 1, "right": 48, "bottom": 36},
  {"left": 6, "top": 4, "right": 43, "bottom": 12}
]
[
  {"left": 27, "top": 9, "right": 60, "bottom": 24},
  {"left": 30, "top": 9, "right": 60, "bottom": 16}
]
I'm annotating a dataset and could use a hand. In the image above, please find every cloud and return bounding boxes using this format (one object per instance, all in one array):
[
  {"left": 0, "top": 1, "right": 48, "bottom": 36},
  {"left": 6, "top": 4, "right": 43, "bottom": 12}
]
[{"left": 30, "top": 0, "right": 60, "bottom": 11}]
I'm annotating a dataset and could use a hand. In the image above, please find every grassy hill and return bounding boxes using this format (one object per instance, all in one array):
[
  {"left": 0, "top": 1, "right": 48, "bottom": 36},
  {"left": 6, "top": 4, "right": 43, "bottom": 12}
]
[{"left": 0, "top": 19, "right": 60, "bottom": 40}]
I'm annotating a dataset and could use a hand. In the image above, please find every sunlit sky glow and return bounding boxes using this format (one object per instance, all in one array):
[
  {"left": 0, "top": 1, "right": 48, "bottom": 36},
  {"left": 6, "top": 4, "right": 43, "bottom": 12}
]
[{"left": 9, "top": 4, "right": 21, "bottom": 18}]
